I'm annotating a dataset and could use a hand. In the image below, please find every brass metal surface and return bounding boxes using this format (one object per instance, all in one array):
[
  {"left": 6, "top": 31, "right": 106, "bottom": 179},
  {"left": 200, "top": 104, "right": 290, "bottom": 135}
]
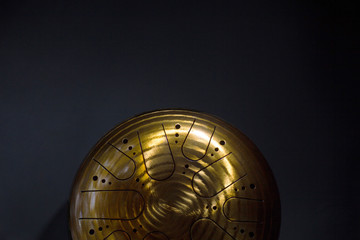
[{"left": 70, "top": 109, "right": 280, "bottom": 240}]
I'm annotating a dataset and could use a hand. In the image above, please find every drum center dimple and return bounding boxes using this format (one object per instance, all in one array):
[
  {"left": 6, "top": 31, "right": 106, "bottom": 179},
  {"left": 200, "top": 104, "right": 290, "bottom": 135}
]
[{"left": 145, "top": 181, "right": 201, "bottom": 237}]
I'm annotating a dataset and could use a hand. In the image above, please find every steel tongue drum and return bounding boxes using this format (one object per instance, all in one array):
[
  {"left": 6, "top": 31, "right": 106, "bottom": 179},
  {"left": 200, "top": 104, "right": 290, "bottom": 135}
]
[{"left": 70, "top": 109, "right": 281, "bottom": 240}]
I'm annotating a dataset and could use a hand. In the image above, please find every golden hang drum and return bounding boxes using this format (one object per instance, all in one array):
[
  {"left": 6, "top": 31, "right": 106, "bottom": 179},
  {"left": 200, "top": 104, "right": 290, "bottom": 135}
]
[{"left": 69, "top": 109, "right": 281, "bottom": 240}]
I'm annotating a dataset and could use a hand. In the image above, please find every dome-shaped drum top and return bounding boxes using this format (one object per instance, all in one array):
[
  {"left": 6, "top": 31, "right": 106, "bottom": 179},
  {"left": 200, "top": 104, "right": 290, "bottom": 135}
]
[{"left": 69, "top": 109, "right": 281, "bottom": 240}]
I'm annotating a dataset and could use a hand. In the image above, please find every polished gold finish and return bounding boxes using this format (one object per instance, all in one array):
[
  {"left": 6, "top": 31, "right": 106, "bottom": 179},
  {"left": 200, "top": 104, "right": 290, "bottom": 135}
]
[{"left": 70, "top": 109, "right": 280, "bottom": 240}]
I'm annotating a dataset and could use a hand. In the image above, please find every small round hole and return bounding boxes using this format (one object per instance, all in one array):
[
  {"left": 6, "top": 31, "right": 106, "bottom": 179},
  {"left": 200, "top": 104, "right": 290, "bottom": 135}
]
[
  {"left": 185, "top": 164, "right": 189, "bottom": 168},
  {"left": 101, "top": 179, "right": 106, "bottom": 183},
  {"left": 212, "top": 206, "right": 217, "bottom": 210},
  {"left": 89, "top": 229, "right": 95, "bottom": 235},
  {"left": 220, "top": 140, "right": 225, "bottom": 145},
  {"left": 240, "top": 229, "right": 245, "bottom": 234},
  {"left": 175, "top": 124, "right": 181, "bottom": 129},
  {"left": 250, "top": 184, "right": 256, "bottom": 189},
  {"left": 211, "top": 153, "right": 214, "bottom": 156},
  {"left": 139, "top": 225, "right": 143, "bottom": 228},
  {"left": 233, "top": 227, "right": 237, "bottom": 230},
  {"left": 122, "top": 139, "right": 128, "bottom": 144},
  {"left": 215, "top": 147, "right": 219, "bottom": 152},
  {"left": 175, "top": 140, "right": 178, "bottom": 144},
  {"left": 92, "top": 176, "right": 98, "bottom": 181},
  {"left": 175, "top": 133, "right": 179, "bottom": 137},
  {"left": 128, "top": 146, "right": 133, "bottom": 150},
  {"left": 98, "top": 227, "right": 103, "bottom": 231},
  {"left": 242, "top": 186, "right": 246, "bottom": 190},
  {"left": 206, "top": 205, "right": 209, "bottom": 209},
  {"left": 136, "top": 178, "right": 139, "bottom": 182},
  {"left": 133, "top": 229, "right": 137, "bottom": 233},
  {"left": 249, "top": 232, "right": 255, "bottom": 238},
  {"left": 182, "top": 172, "right": 185, "bottom": 174},
  {"left": 108, "top": 182, "right": 112, "bottom": 185},
  {"left": 235, "top": 188, "right": 238, "bottom": 192},
  {"left": 133, "top": 152, "right": 136, "bottom": 155},
  {"left": 106, "top": 225, "right": 109, "bottom": 228}
]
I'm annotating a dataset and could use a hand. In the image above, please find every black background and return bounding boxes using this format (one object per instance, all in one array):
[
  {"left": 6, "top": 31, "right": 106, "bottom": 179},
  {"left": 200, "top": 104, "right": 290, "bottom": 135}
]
[{"left": 0, "top": 1, "right": 357, "bottom": 240}]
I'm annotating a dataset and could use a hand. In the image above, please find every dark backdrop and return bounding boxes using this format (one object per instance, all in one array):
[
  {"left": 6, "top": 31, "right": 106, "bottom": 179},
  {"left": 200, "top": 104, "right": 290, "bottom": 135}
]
[{"left": 0, "top": 1, "right": 357, "bottom": 240}]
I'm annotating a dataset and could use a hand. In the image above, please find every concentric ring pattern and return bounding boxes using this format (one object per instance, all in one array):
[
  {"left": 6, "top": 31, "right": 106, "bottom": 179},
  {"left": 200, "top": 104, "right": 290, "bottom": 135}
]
[{"left": 70, "top": 109, "right": 281, "bottom": 240}]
